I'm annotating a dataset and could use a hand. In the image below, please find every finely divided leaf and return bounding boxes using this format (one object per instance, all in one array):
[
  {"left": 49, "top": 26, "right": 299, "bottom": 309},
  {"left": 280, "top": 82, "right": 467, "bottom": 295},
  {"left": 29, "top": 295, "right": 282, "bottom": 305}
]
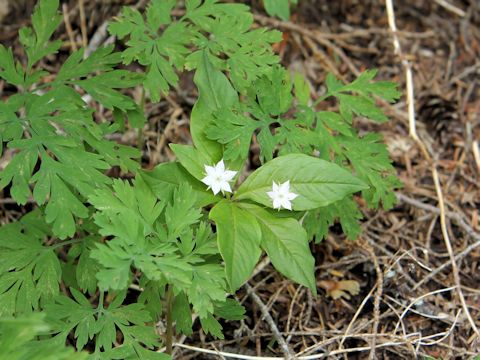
[
  {"left": 0, "top": 45, "right": 24, "bottom": 86},
  {"left": 264, "top": 0, "right": 291, "bottom": 20},
  {"left": 46, "top": 290, "right": 162, "bottom": 357},
  {"left": 109, "top": 3, "right": 190, "bottom": 102},
  {"left": 19, "top": 0, "right": 62, "bottom": 66},
  {"left": 0, "top": 213, "right": 61, "bottom": 316},
  {"left": 0, "top": 314, "right": 88, "bottom": 360}
]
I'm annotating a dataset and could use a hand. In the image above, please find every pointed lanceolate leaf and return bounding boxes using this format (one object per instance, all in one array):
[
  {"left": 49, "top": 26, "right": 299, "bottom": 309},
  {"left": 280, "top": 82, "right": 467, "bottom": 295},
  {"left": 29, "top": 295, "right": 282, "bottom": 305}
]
[
  {"left": 240, "top": 203, "right": 316, "bottom": 292},
  {"left": 235, "top": 153, "right": 368, "bottom": 210},
  {"left": 169, "top": 144, "right": 212, "bottom": 181},
  {"left": 191, "top": 50, "right": 238, "bottom": 161},
  {"left": 139, "top": 162, "right": 219, "bottom": 208},
  {"left": 209, "top": 201, "right": 261, "bottom": 291}
]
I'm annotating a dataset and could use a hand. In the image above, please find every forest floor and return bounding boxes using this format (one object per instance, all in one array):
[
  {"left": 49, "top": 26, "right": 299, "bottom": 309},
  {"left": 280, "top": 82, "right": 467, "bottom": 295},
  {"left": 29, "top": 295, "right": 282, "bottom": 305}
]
[{"left": 1, "top": 0, "right": 479, "bottom": 359}]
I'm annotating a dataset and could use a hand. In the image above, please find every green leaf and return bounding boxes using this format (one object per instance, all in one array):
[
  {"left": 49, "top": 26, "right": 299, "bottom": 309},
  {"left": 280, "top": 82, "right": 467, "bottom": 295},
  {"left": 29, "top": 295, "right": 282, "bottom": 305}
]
[
  {"left": 338, "top": 94, "right": 388, "bottom": 123},
  {"left": 342, "top": 133, "right": 402, "bottom": 209},
  {"left": 0, "top": 212, "right": 61, "bottom": 316},
  {"left": 66, "top": 236, "right": 101, "bottom": 295},
  {"left": 235, "top": 154, "right": 369, "bottom": 210},
  {"left": 165, "top": 183, "right": 202, "bottom": 241},
  {"left": 0, "top": 45, "right": 24, "bottom": 86},
  {"left": 138, "top": 280, "right": 164, "bottom": 319},
  {"left": 239, "top": 203, "right": 316, "bottom": 292},
  {"left": 0, "top": 314, "right": 88, "bottom": 360},
  {"left": 199, "top": 313, "right": 224, "bottom": 339},
  {"left": 264, "top": 0, "right": 290, "bottom": 20},
  {"left": 325, "top": 73, "right": 343, "bottom": 93},
  {"left": 0, "top": 75, "right": 139, "bottom": 238},
  {"left": 206, "top": 108, "right": 256, "bottom": 163},
  {"left": 190, "top": 98, "right": 224, "bottom": 164},
  {"left": 55, "top": 45, "right": 122, "bottom": 83},
  {"left": 169, "top": 144, "right": 212, "bottom": 181},
  {"left": 294, "top": 72, "right": 310, "bottom": 106},
  {"left": 214, "top": 298, "right": 245, "bottom": 321},
  {"left": 146, "top": 0, "right": 176, "bottom": 30},
  {"left": 90, "top": 179, "right": 194, "bottom": 291},
  {"left": 74, "top": 70, "right": 142, "bottom": 111},
  {"left": 342, "top": 69, "right": 401, "bottom": 103},
  {"left": 46, "top": 290, "right": 161, "bottom": 356},
  {"left": 324, "top": 70, "right": 401, "bottom": 123},
  {"left": 109, "top": 4, "right": 191, "bottom": 102},
  {"left": 0, "top": 149, "right": 38, "bottom": 205},
  {"left": 139, "top": 162, "right": 218, "bottom": 208},
  {"left": 255, "top": 66, "right": 293, "bottom": 116},
  {"left": 185, "top": 1, "right": 281, "bottom": 91},
  {"left": 172, "top": 293, "right": 193, "bottom": 335},
  {"left": 191, "top": 50, "right": 238, "bottom": 160},
  {"left": 43, "top": 172, "right": 89, "bottom": 239},
  {"left": 304, "top": 196, "right": 363, "bottom": 242},
  {"left": 209, "top": 201, "right": 262, "bottom": 291},
  {"left": 187, "top": 263, "right": 226, "bottom": 318},
  {"left": 19, "top": 0, "right": 62, "bottom": 67},
  {"left": 127, "top": 105, "right": 147, "bottom": 129}
]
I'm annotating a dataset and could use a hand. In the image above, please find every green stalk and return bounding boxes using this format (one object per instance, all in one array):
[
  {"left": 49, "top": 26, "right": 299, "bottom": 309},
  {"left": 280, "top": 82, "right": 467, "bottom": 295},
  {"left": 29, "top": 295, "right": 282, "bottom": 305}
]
[
  {"left": 137, "top": 86, "right": 146, "bottom": 151},
  {"left": 165, "top": 285, "right": 174, "bottom": 355},
  {"left": 98, "top": 291, "right": 105, "bottom": 309}
]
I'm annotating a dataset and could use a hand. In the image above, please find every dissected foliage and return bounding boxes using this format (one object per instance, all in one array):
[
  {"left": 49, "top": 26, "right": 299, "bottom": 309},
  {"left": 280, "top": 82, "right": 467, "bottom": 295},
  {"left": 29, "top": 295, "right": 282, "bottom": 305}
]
[{"left": 0, "top": 0, "right": 400, "bottom": 357}]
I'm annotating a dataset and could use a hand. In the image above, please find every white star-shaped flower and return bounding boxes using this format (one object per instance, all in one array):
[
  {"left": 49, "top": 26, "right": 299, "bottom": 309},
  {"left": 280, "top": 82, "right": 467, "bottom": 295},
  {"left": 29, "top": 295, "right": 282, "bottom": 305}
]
[
  {"left": 267, "top": 180, "right": 298, "bottom": 210},
  {"left": 201, "top": 159, "right": 237, "bottom": 195}
]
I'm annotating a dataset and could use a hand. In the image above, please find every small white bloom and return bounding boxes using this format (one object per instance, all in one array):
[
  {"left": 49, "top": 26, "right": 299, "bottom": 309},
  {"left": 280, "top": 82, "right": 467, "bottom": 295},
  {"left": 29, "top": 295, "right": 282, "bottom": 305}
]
[
  {"left": 267, "top": 180, "right": 298, "bottom": 210},
  {"left": 201, "top": 159, "right": 237, "bottom": 195}
]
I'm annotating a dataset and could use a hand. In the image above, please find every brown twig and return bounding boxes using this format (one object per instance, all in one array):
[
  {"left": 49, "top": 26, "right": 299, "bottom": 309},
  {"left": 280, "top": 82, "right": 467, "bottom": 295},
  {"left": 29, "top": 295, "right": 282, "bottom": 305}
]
[
  {"left": 361, "top": 241, "right": 384, "bottom": 360},
  {"left": 472, "top": 140, "right": 480, "bottom": 174},
  {"left": 396, "top": 193, "right": 480, "bottom": 243},
  {"left": 62, "top": 3, "right": 77, "bottom": 52},
  {"left": 434, "top": 0, "right": 466, "bottom": 17},
  {"left": 432, "top": 167, "right": 480, "bottom": 338},
  {"left": 78, "top": 0, "right": 88, "bottom": 49},
  {"left": 245, "top": 283, "right": 296, "bottom": 360}
]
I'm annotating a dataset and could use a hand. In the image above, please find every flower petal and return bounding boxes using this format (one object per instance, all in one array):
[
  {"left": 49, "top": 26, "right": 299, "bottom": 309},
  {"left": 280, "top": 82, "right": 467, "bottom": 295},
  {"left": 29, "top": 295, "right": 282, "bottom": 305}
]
[
  {"left": 204, "top": 165, "right": 216, "bottom": 177},
  {"left": 222, "top": 170, "right": 237, "bottom": 182},
  {"left": 211, "top": 182, "right": 222, "bottom": 195},
  {"left": 215, "top": 159, "right": 225, "bottom": 173},
  {"left": 272, "top": 198, "right": 282, "bottom": 209},
  {"left": 201, "top": 175, "right": 214, "bottom": 187},
  {"left": 267, "top": 191, "right": 276, "bottom": 200},
  {"left": 221, "top": 181, "right": 232, "bottom": 193},
  {"left": 272, "top": 181, "right": 279, "bottom": 192},
  {"left": 279, "top": 180, "right": 290, "bottom": 193},
  {"left": 280, "top": 198, "right": 292, "bottom": 210},
  {"left": 287, "top": 192, "right": 298, "bottom": 201}
]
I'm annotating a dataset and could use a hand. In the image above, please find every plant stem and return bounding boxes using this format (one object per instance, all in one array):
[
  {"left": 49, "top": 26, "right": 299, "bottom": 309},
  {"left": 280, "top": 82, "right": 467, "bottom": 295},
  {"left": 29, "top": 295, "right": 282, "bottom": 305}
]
[
  {"left": 137, "top": 86, "right": 146, "bottom": 151},
  {"left": 98, "top": 291, "right": 105, "bottom": 309},
  {"left": 312, "top": 92, "right": 332, "bottom": 107},
  {"left": 165, "top": 285, "right": 174, "bottom": 355}
]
